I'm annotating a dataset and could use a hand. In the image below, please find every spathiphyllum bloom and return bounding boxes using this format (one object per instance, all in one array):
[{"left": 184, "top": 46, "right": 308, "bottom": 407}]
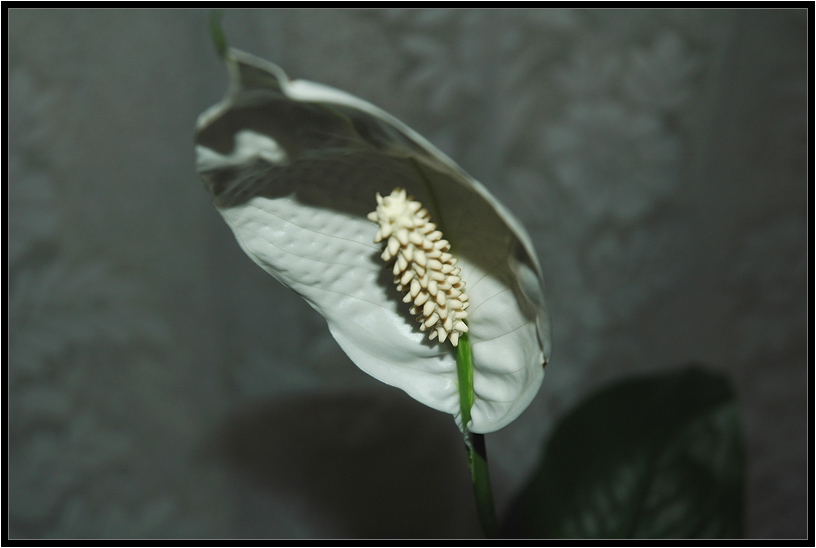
[{"left": 195, "top": 48, "right": 551, "bottom": 433}]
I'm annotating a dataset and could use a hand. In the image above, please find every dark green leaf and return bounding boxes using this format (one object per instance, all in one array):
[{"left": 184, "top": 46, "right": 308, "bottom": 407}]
[{"left": 503, "top": 365, "right": 745, "bottom": 539}]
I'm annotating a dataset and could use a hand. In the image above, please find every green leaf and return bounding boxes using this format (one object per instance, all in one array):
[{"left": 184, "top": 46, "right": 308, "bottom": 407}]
[{"left": 503, "top": 365, "right": 745, "bottom": 538}]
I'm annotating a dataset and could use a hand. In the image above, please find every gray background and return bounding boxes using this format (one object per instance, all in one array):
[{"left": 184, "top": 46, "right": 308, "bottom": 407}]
[{"left": 8, "top": 9, "right": 807, "bottom": 538}]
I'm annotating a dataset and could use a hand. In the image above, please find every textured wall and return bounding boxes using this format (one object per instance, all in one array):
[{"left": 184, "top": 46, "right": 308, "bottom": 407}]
[{"left": 8, "top": 9, "right": 807, "bottom": 538}]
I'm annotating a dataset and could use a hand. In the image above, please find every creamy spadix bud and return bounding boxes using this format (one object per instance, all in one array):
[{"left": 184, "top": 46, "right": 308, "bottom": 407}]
[{"left": 368, "top": 188, "right": 470, "bottom": 347}]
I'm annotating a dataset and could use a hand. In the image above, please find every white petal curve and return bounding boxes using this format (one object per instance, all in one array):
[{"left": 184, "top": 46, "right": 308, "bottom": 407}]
[{"left": 195, "top": 48, "right": 551, "bottom": 433}]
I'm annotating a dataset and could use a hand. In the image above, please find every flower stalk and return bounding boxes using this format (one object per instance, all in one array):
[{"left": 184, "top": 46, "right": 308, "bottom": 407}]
[
  {"left": 368, "top": 176, "right": 499, "bottom": 537},
  {"left": 370, "top": 186, "right": 499, "bottom": 537},
  {"left": 456, "top": 332, "right": 499, "bottom": 538},
  {"left": 207, "top": 9, "right": 228, "bottom": 61}
]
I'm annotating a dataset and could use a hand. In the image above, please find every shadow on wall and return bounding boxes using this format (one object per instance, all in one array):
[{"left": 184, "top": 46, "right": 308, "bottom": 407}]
[{"left": 211, "top": 391, "right": 482, "bottom": 538}]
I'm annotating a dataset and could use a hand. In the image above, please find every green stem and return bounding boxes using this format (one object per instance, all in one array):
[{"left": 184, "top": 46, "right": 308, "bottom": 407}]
[
  {"left": 456, "top": 333, "right": 499, "bottom": 538},
  {"left": 208, "top": 9, "right": 228, "bottom": 61},
  {"left": 409, "top": 157, "right": 498, "bottom": 536}
]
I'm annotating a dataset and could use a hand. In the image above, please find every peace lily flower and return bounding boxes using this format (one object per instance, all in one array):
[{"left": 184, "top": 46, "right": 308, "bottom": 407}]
[{"left": 195, "top": 48, "right": 551, "bottom": 434}]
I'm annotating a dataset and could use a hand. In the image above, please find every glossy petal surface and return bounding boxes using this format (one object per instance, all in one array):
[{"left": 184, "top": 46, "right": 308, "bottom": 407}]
[{"left": 195, "top": 49, "right": 551, "bottom": 432}]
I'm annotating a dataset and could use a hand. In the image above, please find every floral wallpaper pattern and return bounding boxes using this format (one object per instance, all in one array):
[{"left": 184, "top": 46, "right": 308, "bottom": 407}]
[{"left": 8, "top": 9, "right": 806, "bottom": 538}]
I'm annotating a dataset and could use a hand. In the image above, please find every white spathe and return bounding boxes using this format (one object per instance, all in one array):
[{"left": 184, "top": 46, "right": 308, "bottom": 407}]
[{"left": 195, "top": 48, "right": 551, "bottom": 433}]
